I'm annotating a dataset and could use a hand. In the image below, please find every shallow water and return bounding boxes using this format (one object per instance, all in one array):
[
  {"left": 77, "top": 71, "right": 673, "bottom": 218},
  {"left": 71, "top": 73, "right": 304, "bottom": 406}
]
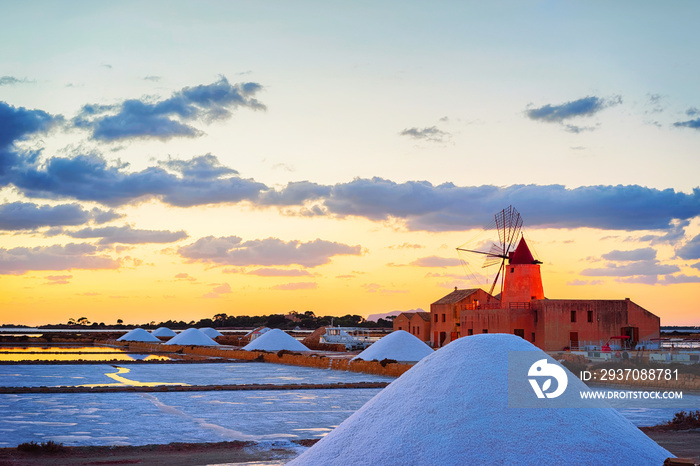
[
  {"left": 0, "top": 362, "right": 395, "bottom": 387},
  {"left": 0, "top": 345, "right": 171, "bottom": 362},
  {"left": 0, "top": 388, "right": 381, "bottom": 446}
]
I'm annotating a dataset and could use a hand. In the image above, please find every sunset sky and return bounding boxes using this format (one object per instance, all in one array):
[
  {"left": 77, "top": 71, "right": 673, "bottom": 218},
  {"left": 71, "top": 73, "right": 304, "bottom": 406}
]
[{"left": 1, "top": 2, "right": 699, "bottom": 326}]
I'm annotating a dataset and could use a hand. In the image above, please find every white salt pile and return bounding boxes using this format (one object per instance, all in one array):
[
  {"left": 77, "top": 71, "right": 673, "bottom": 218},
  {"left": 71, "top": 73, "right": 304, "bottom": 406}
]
[
  {"left": 199, "top": 327, "right": 224, "bottom": 338},
  {"left": 289, "top": 334, "right": 672, "bottom": 466},
  {"left": 151, "top": 327, "right": 177, "bottom": 337},
  {"left": 117, "top": 328, "right": 161, "bottom": 342},
  {"left": 351, "top": 330, "right": 433, "bottom": 363},
  {"left": 242, "top": 328, "right": 309, "bottom": 352},
  {"left": 163, "top": 327, "right": 219, "bottom": 346}
]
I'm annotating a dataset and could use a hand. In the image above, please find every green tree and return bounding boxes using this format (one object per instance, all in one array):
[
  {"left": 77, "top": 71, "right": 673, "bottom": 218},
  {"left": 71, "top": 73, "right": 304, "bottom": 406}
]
[
  {"left": 266, "top": 314, "right": 288, "bottom": 328},
  {"left": 76, "top": 317, "right": 89, "bottom": 326}
]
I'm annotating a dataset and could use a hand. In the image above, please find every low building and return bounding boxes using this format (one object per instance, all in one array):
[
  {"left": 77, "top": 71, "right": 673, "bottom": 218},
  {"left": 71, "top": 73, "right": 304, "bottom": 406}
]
[
  {"left": 393, "top": 311, "right": 431, "bottom": 343},
  {"left": 429, "top": 288, "right": 495, "bottom": 347}
]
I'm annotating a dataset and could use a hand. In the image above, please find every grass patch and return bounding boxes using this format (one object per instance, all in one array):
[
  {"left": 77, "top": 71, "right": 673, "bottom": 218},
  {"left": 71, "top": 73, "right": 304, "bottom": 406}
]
[
  {"left": 663, "top": 410, "right": 700, "bottom": 431},
  {"left": 17, "top": 440, "right": 67, "bottom": 454}
]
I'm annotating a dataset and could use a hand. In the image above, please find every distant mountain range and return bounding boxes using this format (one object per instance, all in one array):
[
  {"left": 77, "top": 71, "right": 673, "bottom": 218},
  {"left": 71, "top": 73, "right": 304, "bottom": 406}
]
[{"left": 366, "top": 309, "right": 426, "bottom": 323}]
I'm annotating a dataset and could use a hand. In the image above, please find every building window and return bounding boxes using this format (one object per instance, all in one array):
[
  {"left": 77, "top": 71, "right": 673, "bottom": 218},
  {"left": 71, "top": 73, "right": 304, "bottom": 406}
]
[
  {"left": 587, "top": 310, "right": 593, "bottom": 323},
  {"left": 468, "top": 329, "right": 473, "bottom": 336},
  {"left": 434, "top": 314, "right": 438, "bottom": 323},
  {"left": 442, "top": 314, "right": 446, "bottom": 322},
  {"left": 571, "top": 310, "right": 577, "bottom": 323},
  {"left": 533, "top": 310, "right": 538, "bottom": 323},
  {"left": 510, "top": 267, "right": 514, "bottom": 273},
  {"left": 514, "top": 329, "right": 525, "bottom": 338},
  {"left": 398, "top": 326, "right": 402, "bottom": 330},
  {"left": 483, "top": 329, "right": 488, "bottom": 334},
  {"left": 531, "top": 332, "right": 536, "bottom": 342}
]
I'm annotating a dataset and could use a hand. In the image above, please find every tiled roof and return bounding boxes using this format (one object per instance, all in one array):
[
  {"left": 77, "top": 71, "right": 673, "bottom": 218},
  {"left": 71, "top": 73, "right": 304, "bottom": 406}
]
[
  {"left": 414, "top": 312, "right": 431, "bottom": 322},
  {"left": 432, "top": 288, "right": 480, "bottom": 305}
]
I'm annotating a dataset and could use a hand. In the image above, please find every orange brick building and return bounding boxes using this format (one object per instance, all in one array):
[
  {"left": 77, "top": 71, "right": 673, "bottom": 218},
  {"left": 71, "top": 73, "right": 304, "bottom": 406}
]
[
  {"left": 396, "top": 236, "right": 661, "bottom": 351},
  {"left": 429, "top": 288, "right": 494, "bottom": 347},
  {"left": 394, "top": 311, "right": 431, "bottom": 343}
]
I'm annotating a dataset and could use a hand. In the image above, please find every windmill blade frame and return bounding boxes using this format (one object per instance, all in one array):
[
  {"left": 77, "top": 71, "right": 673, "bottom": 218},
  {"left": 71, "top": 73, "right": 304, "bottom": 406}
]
[{"left": 456, "top": 205, "right": 524, "bottom": 297}]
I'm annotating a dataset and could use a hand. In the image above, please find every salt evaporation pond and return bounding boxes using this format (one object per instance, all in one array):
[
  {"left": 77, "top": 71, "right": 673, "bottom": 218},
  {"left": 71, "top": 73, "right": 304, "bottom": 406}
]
[
  {"left": 0, "top": 362, "right": 395, "bottom": 388},
  {"left": 1, "top": 360, "right": 696, "bottom": 448},
  {"left": 0, "top": 388, "right": 381, "bottom": 447},
  {"left": 0, "top": 345, "right": 171, "bottom": 362}
]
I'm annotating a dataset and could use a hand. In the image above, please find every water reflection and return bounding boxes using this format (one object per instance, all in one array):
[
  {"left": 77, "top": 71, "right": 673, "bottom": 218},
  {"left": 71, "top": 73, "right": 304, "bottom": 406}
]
[
  {"left": 0, "top": 346, "right": 170, "bottom": 362},
  {"left": 78, "top": 366, "right": 188, "bottom": 388},
  {"left": 0, "top": 353, "right": 171, "bottom": 362},
  {"left": 1, "top": 346, "right": 127, "bottom": 353}
]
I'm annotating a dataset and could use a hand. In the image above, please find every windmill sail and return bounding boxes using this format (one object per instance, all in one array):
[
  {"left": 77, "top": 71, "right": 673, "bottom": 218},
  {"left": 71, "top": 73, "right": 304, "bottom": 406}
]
[
  {"left": 456, "top": 206, "right": 525, "bottom": 296},
  {"left": 495, "top": 205, "right": 523, "bottom": 257}
]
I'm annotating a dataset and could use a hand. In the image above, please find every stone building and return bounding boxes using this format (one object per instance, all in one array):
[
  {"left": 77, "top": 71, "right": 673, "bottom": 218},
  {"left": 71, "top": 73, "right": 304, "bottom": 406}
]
[{"left": 396, "top": 236, "right": 661, "bottom": 351}]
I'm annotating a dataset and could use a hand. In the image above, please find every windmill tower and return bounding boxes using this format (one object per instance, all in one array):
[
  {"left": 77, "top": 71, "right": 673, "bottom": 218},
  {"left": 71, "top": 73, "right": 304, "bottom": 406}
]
[
  {"left": 501, "top": 235, "right": 544, "bottom": 307},
  {"left": 457, "top": 206, "right": 544, "bottom": 307}
]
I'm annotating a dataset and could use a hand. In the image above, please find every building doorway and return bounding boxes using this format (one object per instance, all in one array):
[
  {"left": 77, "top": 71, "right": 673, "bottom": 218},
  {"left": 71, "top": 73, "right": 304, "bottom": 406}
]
[
  {"left": 621, "top": 326, "right": 639, "bottom": 347},
  {"left": 569, "top": 332, "right": 579, "bottom": 350}
]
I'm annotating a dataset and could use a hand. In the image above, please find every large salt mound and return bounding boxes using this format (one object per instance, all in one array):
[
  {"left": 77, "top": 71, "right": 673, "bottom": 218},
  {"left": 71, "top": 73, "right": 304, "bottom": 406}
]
[
  {"left": 163, "top": 328, "right": 219, "bottom": 346},
  {"left": 289, "top": 334, "right": 672, "bottom": 466},
  {"left": 199, "top": 327, "right": 223, "bottom": 338},
  {"left": 242, "top": 328, "right": 309, "bottom": 352},
  {"left": 151, "top": 327, "right": 177, "bottom": 337},
  {"left": 117, "top": 328, "right": 161, "bottom": 342},
  {"left": 351, "top": 330, "right": 433, "bottom": 363}
]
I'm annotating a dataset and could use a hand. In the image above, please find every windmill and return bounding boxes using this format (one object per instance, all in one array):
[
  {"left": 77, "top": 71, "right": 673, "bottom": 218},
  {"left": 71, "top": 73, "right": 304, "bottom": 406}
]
[{"left": 456, "top": 206, "right": 524, "bottom": 296}]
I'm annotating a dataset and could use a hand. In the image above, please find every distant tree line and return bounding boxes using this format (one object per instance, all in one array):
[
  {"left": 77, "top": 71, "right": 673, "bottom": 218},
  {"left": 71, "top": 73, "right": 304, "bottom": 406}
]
[
  {"left": 160, "top": 311, "right": 394, "bottom": 330},
  {"left": 30, "top": 311, "right": 394, "bottom": 330}
]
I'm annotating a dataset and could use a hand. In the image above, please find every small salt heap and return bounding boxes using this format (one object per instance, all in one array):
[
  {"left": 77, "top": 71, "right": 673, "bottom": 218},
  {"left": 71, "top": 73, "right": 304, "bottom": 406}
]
[
  {"left": 151, "top": 327, "right": 177, "bottom": 337},
  {"left": 351, "top": 330, "right": 433, "bottom": 363},
  {"left": 163, "top": 327, "right": 219, "bottom": 346},
  {"left": 199, "top": 327, "right": 224, "bottom": 338},
  {"left": 117, "top": 328, "right": 161, "bottom": 342},
  {"left": 289, "top": 334, "right": 672, "bottom": 465},
  {"left": 242, "top": 328, "right": 309, "bottom": 352}
]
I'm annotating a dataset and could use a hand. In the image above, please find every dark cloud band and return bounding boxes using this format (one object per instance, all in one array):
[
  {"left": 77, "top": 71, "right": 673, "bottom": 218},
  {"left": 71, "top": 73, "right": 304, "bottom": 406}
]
[
  {"left": 0, "top": 202, "right": 117, "bottom": 231},
  {"left": 73, "top": 77, "right": 265, "bottom": 141},
  {"left": 179, "top": 236, "right": 361, "bottom": 268}
]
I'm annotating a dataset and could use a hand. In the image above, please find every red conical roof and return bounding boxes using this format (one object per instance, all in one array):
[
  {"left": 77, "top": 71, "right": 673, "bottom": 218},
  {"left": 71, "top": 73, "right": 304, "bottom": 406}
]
[{"left": 509, "top": 237, "right": 536, "bottom": 264}]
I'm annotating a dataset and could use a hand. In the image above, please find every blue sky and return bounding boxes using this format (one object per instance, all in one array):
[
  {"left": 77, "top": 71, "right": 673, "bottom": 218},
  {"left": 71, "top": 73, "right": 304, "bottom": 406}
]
[{"left": 1, "top": 1, "right": 699, "bottom": 325}]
